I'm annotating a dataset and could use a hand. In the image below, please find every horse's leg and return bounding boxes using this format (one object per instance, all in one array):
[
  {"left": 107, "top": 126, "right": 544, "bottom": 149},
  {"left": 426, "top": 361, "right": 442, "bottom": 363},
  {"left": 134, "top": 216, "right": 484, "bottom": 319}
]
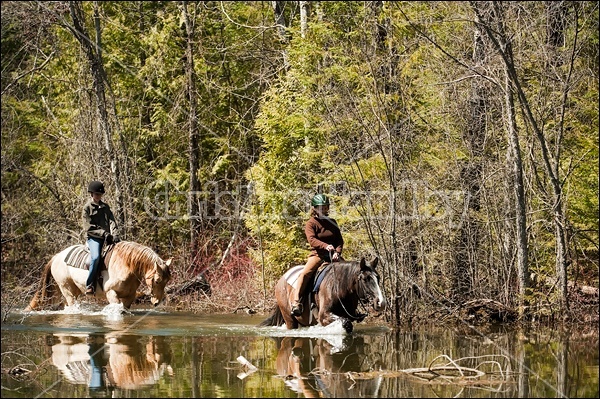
[
  {"left": 105, "top": 289, "right": 121, "bottom": 305},
  {"left": 103, "top": 273, "right": 137, "bottom": 308},
  {"left": 279, "top": 298, "right": 299, "bottom": 329},
  {"left": 51, "top": 261, "right": 80, "bottom": 307},
  {"left": 317, "top": 307, "right": 338, "bottom": 327},
  {"left": 316, "top": 294, "right": 352, "bottom": 330},
  {"left": 318, "top": 308, "right": 353, "bottom": 332},
  {"left": 105, "top": 289, "right": 134, "bottom": 309},
  {"left": 275, "top": 278, "right": 300, "bottom": 329},
  {"left": 120, "top": 292, "right": 136, "bottom": 309},
  {"left": 281, "top": 306, "right": 298, "bottom": 329},
  {"left": 58, "top": 283, "right": 79, "bottom": 307}
]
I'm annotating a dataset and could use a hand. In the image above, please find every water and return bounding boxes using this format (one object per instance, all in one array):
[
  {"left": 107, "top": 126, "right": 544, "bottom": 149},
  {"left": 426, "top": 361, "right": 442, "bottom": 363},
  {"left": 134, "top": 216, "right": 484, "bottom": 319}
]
[{"left": 1, "top": 303, "right": 598, "bottom": 398}]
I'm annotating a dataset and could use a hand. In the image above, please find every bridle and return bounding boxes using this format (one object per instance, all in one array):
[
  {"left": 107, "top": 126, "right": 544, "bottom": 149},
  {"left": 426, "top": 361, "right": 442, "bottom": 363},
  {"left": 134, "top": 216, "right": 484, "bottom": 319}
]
[{"left": 334, "top": 262, "right": 373, "bottom": 321}]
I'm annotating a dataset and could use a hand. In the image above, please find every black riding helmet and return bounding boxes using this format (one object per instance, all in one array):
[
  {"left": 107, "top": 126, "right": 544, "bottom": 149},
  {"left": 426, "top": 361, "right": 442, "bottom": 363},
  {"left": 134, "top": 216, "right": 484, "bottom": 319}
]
[{"left": 87, "top": 181, "right": 105, "bottom": 194}]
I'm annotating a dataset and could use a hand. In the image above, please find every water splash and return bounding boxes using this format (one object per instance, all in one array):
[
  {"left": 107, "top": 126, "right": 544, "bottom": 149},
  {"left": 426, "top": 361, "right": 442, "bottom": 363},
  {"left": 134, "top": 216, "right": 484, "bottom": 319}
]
[
  {"left": 262, "top": 319, "right": 346, "bottom": 336},
  {"left": 260, "top": 319, "right": 348, "bottom": 352},
  {"left": 29, "top": 302, "right": 102, "bottom": 315},
  {"left": 101, "top": 303, "right": 129, "bottom": 320},
  {"left": 21, "top": 302, "right": 131, "bottom": 319},
  {"left": 62, "top": 303, "right": 87, "bottom": 314}
]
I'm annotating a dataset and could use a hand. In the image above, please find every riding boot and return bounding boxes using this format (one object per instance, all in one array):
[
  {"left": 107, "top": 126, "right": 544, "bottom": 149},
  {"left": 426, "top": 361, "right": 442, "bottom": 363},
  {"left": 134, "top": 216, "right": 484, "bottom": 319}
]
[
  {"left": 291, "top": 256, "right": 322, "bottom": 317},
  {"left": 291, "top": 276, "right": 308, "bottom": 316},
  {"left": 86, "top": 275, "right": 97, "bottom": 295},
  {"left": 291, "top": 275, "right": 309, "bottom": 316}
]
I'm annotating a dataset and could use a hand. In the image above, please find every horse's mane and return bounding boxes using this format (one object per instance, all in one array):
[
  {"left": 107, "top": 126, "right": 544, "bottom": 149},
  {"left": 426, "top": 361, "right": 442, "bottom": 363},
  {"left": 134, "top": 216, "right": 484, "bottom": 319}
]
[
  {"left": 111, "top": 241, "right": 163, "bottom": 274},
  {"left": 326, "top": 261, "right": 360, "bottom": 295}
]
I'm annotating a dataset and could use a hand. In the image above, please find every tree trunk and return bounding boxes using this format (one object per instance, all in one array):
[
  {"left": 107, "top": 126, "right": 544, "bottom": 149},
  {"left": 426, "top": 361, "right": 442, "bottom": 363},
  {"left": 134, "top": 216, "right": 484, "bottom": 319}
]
[
  {"left": 300, "top": 1, "right": 308, "bottom": 38},
  {"left": 181, "top": 1, "right": 202, "bottom": 270},
  {"left": 271, "top": 1, "right": 288, "bottom": 43},
  {"left": 504, "top": 66, "right": 529, "bottom": 315},
  {"left": 271, "top": 1, "right": 289, "bottom": 68},
  {"left": 546, "top": 1, "right": 567, "bottom": 49},
  {"left": 475, "top": 1, "right": 573, "bottom": 316},
  {"left": 544, "top": 0, "right": 571, "bottom": 318},
  {"left": 68, "top": 1, "right": 125, "bottom": 231},
  {"left": 472, "top": 2, "right": 529, "bottom": 314},
  {"left": 452, "top": 25, "right": 487, "bottom": 301}
]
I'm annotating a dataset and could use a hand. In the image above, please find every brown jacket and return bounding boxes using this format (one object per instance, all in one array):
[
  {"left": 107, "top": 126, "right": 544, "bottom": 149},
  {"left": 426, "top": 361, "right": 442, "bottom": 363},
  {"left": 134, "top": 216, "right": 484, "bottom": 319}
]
[{"left": 305, "top": 216, "right": 343, "bottom": 261}]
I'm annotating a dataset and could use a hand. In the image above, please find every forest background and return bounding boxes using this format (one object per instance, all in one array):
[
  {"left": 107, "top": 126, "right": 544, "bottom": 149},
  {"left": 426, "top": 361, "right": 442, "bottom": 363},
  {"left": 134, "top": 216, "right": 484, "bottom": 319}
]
[{"left": 1, "top": 1, "right": 598, "bottom": 328}]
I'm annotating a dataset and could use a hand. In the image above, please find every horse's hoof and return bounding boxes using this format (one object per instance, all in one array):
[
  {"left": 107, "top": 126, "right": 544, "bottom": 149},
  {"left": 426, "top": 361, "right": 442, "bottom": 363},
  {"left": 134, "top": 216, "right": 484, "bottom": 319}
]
[
  {"left": 342, "top": 319, "right": 353, "bottom": 333},
  {"left": 292, "top": 347, "right": 303, "bottom": 358},
  {"left": 291, "top": 303, "right": 303, "bottom": 316}
]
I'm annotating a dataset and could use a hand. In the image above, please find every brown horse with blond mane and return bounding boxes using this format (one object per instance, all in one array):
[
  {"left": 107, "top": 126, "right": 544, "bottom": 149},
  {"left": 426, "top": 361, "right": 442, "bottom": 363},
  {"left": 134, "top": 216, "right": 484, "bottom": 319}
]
[{"left": 26, "top": 241, "right": 172, "bottom": 311}]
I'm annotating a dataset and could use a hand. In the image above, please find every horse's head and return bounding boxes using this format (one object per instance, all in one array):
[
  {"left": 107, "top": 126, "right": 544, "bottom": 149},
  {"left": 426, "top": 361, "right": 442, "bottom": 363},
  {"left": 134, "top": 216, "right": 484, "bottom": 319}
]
[
  {"left": 358, "top": 257, "right": 386, "bottom": 312},
  {"left": 146, "top": 258, "right": 172, "bottom": 307}
]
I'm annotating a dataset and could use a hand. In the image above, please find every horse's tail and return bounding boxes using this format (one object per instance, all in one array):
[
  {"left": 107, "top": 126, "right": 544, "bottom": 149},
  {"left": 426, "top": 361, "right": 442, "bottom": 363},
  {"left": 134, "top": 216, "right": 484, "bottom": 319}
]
[
  {"left": 258, "top": 306, "right": 285, "bottom": 327},
  {"left": 25, "top": 257, "right": 59, "bottom": 311}
]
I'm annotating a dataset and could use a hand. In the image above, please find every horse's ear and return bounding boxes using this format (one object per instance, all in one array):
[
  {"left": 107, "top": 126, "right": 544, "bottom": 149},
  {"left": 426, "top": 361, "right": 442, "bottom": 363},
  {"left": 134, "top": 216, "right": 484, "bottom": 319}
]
[
  {"left": 165, "top": 258, "right": 172, "bottom": 267},
  {"left": 360, "top": 257, "right": 367, "bottom": 270},
  {"left": 371, "top": 257, "right": 379, "bottom": 269}
]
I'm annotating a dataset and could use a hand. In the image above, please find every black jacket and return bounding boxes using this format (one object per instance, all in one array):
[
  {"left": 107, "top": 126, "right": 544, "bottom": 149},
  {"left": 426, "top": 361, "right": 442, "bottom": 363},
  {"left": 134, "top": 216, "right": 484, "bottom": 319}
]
[{"left": 82, "top": 200, "right": 118, "bottom": 240}]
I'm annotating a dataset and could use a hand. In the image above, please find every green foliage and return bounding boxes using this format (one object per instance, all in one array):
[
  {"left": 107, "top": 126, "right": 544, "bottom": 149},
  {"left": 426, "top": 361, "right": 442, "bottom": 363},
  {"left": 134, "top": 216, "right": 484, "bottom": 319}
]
[{"left": 1, "top": 1, "right": 598, "bottom": 322}]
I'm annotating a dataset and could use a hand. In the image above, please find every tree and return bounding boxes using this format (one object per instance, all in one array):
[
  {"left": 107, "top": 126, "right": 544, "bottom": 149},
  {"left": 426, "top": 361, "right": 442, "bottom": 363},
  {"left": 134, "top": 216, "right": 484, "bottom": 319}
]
[
  {"left": 68, "top": 1, "right": 127, "bottom": 232},
  {"left": 181, "top": 1, "right": 202, "bottom": 267},
  {"left": 472, "top": 1, "right": 597, "bottom": 317},
  {"left": 471, "top": 1, "right": 529, "bottom": 314}
]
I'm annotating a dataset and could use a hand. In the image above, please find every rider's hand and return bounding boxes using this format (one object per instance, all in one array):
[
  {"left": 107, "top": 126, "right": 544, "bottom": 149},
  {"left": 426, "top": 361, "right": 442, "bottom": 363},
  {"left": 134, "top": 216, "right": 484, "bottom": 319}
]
[
  {"left": 332, "top": 252, "right": 340, "bottom": 261},
  {"left": 325, "top": 244, "right": 335, "bottom": 252}
]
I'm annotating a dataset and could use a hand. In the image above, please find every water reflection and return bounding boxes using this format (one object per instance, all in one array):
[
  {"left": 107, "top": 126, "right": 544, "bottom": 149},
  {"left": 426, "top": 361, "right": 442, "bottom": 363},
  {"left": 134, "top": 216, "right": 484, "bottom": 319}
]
[
  {"left": 274, "top": 335, "right": 383, "bottom": 397},
  {"left": 1, "top": 311, "right": 597, "bottom": 398},
  {"left": 49, "top": 332, "right": 172, "bottom": 395}
]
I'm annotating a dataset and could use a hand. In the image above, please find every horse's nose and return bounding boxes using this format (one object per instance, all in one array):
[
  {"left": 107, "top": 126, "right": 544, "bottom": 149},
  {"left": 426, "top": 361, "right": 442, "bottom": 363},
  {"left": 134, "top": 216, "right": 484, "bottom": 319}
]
[
  {"left": 376, "top": 297, "right": 387, "bottom": 311},
  {"left": 152, "top": 296, "right": 166, "bottom": 307}
]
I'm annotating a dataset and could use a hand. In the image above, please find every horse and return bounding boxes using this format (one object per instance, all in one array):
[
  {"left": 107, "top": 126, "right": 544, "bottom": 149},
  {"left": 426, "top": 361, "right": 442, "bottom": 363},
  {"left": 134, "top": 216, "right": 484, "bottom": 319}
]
[
  {"left": 259, "top": 257, "right": 386, "bottom": 333},
  {"left": 274, "top": 336, "right": 384, "bottom": 397},
  {"left": 50, "top": 333, "right": 172, "bottom": 391},
  {"left": 26, "top": 241, "right": 172, "bottom": 311}
]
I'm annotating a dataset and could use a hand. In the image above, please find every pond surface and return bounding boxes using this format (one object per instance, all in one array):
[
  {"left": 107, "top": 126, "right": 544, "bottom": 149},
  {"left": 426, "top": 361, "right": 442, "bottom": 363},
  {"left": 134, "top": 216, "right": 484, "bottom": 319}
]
[{"left": 1, "top": 303, "right": 598, "bottom": 398}]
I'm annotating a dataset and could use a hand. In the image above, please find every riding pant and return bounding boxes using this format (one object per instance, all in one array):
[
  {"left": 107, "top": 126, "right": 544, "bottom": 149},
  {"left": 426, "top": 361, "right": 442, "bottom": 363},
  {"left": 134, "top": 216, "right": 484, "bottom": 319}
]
[
  {"left": 86, "top": 236, "right": 104, "bottom": 290},
  {"left": 292, "top": 255, "right": 324, "bottom": 306}
]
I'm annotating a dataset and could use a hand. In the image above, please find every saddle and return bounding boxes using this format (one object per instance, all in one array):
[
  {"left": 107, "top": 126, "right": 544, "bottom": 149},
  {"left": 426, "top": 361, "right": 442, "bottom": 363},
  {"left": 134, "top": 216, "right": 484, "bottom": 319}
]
[
  {"left": 63, "top": 244, "right": 114, "bottom": 289},
  {"left": 312, "top": 263, "right": 332, "bottom": 293},
  {"left": 284, "top": 262, "right": 332, "bottom": 294},
  {"left": 64, "top": 245, "right": 91, "bottom": 269}
]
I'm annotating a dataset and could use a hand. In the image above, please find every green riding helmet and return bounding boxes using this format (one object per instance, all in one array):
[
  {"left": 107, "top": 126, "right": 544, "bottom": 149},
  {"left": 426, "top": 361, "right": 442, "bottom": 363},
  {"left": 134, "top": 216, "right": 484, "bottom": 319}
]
[{"left": 311, "top": 193, "right": 330, "bottom": 207}]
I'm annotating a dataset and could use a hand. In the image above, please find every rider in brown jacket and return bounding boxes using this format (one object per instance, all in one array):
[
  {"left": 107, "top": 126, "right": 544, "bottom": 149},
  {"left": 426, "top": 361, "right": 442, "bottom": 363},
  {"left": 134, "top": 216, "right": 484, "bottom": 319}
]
[{"left": 291, "top": 194, "right": 344, "bottom": 316}]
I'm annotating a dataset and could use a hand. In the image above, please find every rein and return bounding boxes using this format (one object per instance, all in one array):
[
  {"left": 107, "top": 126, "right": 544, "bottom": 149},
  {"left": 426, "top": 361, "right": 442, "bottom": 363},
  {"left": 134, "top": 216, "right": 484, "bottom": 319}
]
[{"left": 339, "top": 298, "right": 368, "bottom": 321}]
